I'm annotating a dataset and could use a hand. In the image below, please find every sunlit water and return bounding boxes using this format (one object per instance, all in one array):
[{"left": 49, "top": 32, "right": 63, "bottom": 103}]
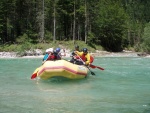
[{"left": 0, "top": 57, "right": 150, "bottom": 113}]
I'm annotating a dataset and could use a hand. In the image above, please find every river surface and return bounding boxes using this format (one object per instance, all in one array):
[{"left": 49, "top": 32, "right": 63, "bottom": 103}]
[{"left": 0, "top": 57, "right": 150, "bottom": 113}]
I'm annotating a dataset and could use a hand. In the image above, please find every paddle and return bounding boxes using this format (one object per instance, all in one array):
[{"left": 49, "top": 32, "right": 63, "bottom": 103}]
[
  {"left": 89, "top": 64, "right": 104, "bottom": 70},
  {"left": 31, "top": 67, "right": 39, "bottom": 79},
  {"left": 86, "top": 66, "right": 95, "bottom": 75}
]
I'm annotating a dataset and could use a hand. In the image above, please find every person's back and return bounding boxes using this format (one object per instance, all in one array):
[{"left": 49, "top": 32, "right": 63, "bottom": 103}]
[
  {"left": 47, "top": 53, "right": 56, "bottom": 60},
  {"left": 53, "top": 49, "right": 61, "bottom": 60},
  {"left": 56, "top": 48, "right": 61, "bottom": 60}
]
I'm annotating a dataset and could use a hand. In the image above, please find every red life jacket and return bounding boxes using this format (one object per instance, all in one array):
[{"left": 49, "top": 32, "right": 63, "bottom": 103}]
[
  {"left": 81, "top": 54, "right": 87, "bottom": 62},
  {"left": 47, "top": 54, "right": 57, "bottom": 60},
  {"left": 74, "top": 55, "right": 80, "bottom": 59}
]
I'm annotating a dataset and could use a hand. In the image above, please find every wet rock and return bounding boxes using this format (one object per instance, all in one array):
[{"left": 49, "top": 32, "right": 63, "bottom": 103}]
[
  {"left": 34, "top": 49, "right": 43, "bottom": 56},
  {"left": 0, "top": 52, "right": 17, "bottom": 58},
  {"left": 24, "top": 49, "right": 43, "bottom": 56},
  {"left": 137, "top": 52, "right": 148, "bottom": 57}
]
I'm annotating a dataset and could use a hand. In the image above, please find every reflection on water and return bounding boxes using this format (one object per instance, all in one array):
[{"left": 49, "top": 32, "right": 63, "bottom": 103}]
[{"left": 0, "top": 58, "right": 150, "bottom": 113}]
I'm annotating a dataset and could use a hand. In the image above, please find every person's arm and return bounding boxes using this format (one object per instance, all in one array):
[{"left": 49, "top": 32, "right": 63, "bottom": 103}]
[
  {"left": 43, "top": 54, "right": 48, "bottom": 61},
  {"left": 75, "top": 51, "right": 83, "bottom": 56},
  {"left": 59, "top": 49, "right": 66, "bottom": 57},
  {"left": 42, "top": 54, "right": 49, "bottom": 64}
]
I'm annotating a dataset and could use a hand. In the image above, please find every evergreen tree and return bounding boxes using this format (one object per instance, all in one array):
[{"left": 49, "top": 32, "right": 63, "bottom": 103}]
[{"left": 94, "top": 0, "right": 128, "bottom": 51}]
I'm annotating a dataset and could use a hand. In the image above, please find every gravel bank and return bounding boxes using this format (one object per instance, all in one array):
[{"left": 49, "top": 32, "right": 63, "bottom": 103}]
[{"left": 0, "top": 50, "right": 149, "bottom": 58}]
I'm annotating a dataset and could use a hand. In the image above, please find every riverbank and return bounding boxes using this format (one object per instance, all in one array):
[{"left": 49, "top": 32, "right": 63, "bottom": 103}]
[{"left": 0, "top": 50, "right": 149, "bottom": 58}]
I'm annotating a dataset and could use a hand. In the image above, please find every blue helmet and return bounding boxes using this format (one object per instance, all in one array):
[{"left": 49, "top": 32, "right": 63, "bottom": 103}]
[{"left": 56, "top": 48, "right": 61, "bottom": 53}]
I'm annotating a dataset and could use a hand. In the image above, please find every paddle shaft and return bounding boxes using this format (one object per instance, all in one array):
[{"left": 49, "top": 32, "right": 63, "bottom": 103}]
[{"left": 90, "top": 64, "right": 104, "bottom": 70}]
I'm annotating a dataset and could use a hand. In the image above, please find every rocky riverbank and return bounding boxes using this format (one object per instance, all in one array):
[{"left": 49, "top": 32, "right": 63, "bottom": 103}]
[
  {"left": 0, "top": 52, "right": 17, "bottom": 58},
  {"left": 0, "top": 49, "right": 149, "bottom": 58},
  {"left": 0, "top": 49, "right": 150, "bottom": 58}
]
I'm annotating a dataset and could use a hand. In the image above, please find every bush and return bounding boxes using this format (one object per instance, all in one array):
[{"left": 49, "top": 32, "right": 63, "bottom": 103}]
[
  {"left": 140, "top": 22, "right": 150, "bottom": 53},
  {"left": 16, "top": 33, "right": 29, "bottom": 44}
]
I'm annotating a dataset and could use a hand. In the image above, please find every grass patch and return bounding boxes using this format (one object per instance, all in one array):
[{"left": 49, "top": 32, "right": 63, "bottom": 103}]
[{"left": 0, "top": 40, "right": 104, "bottom": 53}]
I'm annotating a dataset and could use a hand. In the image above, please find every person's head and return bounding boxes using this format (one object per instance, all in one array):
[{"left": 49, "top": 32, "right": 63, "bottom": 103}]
[
  {"left": 47, "top": 48, "right": 54, "bottom": 54},
  {"left": 82, "top": 48, "right": 88, "bottom": 55},
  {"left": 75, "top": 45, "right": 79, "bottom": 51},
  {"left": 45, "top": 49, "right": 49, "bottom": 53},
  {"left": 56, "top": 48, "right": 61, "bottom": 53}
]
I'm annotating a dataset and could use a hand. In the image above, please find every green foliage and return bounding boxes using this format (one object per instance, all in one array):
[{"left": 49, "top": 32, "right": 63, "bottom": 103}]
[
  {"left": 16, "top": 33, "right": 29, "bottom": 44},
  {"left": 21, "top": 42, "right": 32, "bottom": 51},
  {"left": 0, "top": 44, "right": 20, "bottom": 52},
  {"left": 45, "top": 30, "right": 53, "bottom": 42},
  {"left": 0, "top": 0, "right": 150, "bottom": 53},
  {"left": 94, "top": 1, "right": 128, "bottom": 52},
  {"left": 140, "top": 22, "right": 150, "bottom": 53}
]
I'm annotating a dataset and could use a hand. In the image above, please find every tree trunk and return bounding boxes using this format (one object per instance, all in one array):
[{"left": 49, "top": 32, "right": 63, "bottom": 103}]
[
  {"left": 37, "top": 0, "right": 44, "bottom": 42},
  {"left": 41, "top": 0, "right": 44, "bottom": 42},
  {"left": 73, "top": 0, "right": 76, "bottom": 44},
  {"left": 77, "top": 24, "right": 80, "bottom": 40},
  {"left": 53, "top": 0, "right": 56, "bottom": 42},
  {"left": 128, "top": 29, "right": 130, "bottom": 45},
  {"left": 84, "top": 0, "right": 87, "bottom": 43}
]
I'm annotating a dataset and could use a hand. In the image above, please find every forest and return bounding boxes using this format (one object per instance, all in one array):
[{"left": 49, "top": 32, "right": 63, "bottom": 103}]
[{"left": 0, "top": 0, "right": 150, "bottom": 53}]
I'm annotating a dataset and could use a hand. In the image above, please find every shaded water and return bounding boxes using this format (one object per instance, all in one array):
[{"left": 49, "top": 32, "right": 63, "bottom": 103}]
[{"left": 0, "top": 57, "right": 150, "bottom": 113}]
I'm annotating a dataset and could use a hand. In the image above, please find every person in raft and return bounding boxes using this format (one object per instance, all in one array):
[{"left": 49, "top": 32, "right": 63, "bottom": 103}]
[
  {"left": 74, "top": 48, "right": 94, "bottom": 66},
  {"left": 42, "top": 48, "right": 54, "bottom": 64},
  {"left": 70, "top": 45, "right": 80, "bottom": 57},
  {"left": 53, "top": 47, "right": 66, "bottom": 60},
  {"left": 69, "top": 45, "right": 81, "bottom": 64}
]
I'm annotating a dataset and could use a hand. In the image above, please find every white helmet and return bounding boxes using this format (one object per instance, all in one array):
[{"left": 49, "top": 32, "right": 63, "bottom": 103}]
[
  {"left": 48, "top": 48, "right": 54, "bottom": 52},
  {"left": 46, "top": 48, "right": 53, "bottom": 53},
  {"left": 45, "top": 49, "right": 49, "bottom": 53}
]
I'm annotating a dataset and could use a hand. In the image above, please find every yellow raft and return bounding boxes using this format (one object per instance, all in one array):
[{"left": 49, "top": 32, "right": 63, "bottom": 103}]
[{"left": 32, "top": 60, "right": 89, "bottom": 80}]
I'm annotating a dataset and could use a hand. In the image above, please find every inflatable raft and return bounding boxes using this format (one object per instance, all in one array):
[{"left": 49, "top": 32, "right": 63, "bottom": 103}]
[{"left": 31, "top": 60, "right": 89, "bottom": 80}]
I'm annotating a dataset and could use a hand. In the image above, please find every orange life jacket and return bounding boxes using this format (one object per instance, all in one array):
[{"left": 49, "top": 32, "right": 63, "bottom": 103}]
[
  {"left": 80, "top": 54, "right": 94, "bottom": 63},
  {"left": 90, "top": 56, "right": 94, "bottom": 63}
]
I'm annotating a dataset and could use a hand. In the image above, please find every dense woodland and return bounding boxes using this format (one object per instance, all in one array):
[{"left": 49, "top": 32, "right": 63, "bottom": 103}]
[{"left": 0, "top": 0, "right": 150, "bottom": 52}]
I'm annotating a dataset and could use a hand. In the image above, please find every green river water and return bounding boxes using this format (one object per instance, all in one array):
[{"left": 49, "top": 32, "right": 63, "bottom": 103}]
[{"left": 0, "top": 57, "right": 150, "bottom": 113}]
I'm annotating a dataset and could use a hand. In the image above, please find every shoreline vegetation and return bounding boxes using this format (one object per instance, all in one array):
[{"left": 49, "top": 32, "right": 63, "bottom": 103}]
[
  {"left": 1, "top": 1, "right": 150, "bottom": 59},
  {"left": 0, "top": 50, "right": 149, "bottom": 58},
  {"left": 0, "top": 41, "right": 149, "bottom": 58}
]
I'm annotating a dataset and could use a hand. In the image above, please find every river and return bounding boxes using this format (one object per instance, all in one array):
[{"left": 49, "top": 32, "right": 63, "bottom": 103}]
[{"left": 0, "top": 57, "right": 150, "bottom": 113}]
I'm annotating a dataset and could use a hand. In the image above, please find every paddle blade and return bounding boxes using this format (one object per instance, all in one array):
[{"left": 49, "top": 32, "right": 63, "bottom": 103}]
[
  {"left": 91, "top": 71, "right": 95, "bottom": 75},
  {"left": 31, "top": 68, "right": 39, "bottom": 79},
  {"left": 31, "top": 73, "right": 37, "bottom": 79},
  {"left": 89, "top": 64, "right": 96, "bottom": 69},
  {"left": 90, "top": 64, "right": 104, "bottom": 70}
]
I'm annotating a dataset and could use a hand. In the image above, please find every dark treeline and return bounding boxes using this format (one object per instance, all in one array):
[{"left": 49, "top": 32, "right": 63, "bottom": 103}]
[{"left": 0, "top": 0, "right": 150, "bottom": 52}]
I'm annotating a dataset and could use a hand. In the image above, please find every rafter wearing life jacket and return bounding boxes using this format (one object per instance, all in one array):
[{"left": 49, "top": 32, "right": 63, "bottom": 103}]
[
  {"left": 47, "top": 53, "right": 57, "bottom": 60},
  {"left": 75, "top": 48, "right": 94, "bottom": 65}
]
